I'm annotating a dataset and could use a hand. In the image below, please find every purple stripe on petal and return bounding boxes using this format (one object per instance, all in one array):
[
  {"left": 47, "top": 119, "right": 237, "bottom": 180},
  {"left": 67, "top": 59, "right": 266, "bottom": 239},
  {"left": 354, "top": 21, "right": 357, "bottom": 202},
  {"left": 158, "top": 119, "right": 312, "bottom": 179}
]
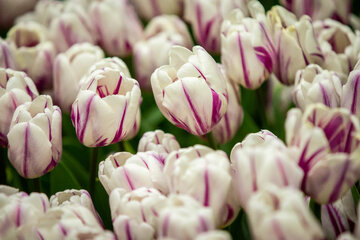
[
  {"left": 211, "top": 89, "right": 222, "bottom": 125},
  {"left": 254, "top": 46, "right": 273, "bottom": 73},
  {"left": 36, "top": 229, "right": 45, "bottom": 240},
  {"left": 16, "top": 204, "right": 21, "bottom": 227},
  {"left": 0, "top": 132, "right": 7, "bottom": 147},
  {"left": 331, "top": 205, "right": 346, "bottom": 233},
  {"left": 111, "top": 101, "right": 128, "bottom": 144},
  {"left": 58, "top": 223, "right": 67, "bottom": 236},
  {"left": 272, "top": 219, "right": 286, "bottom": 240},
  {"left": 162, "top": 214, "right": 170, "bottom": 237},
  {"left": 225, "top": 204, "right": 234, "bottom": 224},
  {"left": 237, "top": 34, "right": 251, "bottom": 88},
  {"left": 199, "top": 216, "right": 208, "bottom": 232},
  {"left": 328, "top": 159, "right": 350, "bottom": 202},
  {"left": 125, "top": 220, "right": 132, "bottom": 240},
  {"left": 23, "top": 123, "right": 30, "bottom": 178},
  {"left": 150, "top": 0, "right": 160, "bottom": 16},
  {"left": 203, "top": 165, "right": 209, "bottom": 207},
  {"left": 250, "top": 156, "right": 257, "bottom": 191},
  {"left": 319, "top": 83, "right": 330, "bottom": 106},
  {"left": 78, "top": 94, "right": 95, "bottom": 143},
  {"left": 350, "top": 75, "right": 360, "bottom": 114},
  {"left": 1, "top": 44, "right": 10, "bottom": 68},
  {"left": 322, "top": 115, "right": 343, "bottom": 141},
  {"left": 169, "top": 112, "right": 192, "bottom": 133},
  {"left": 276, "top": 158, "right": 289, "bottom": 186},
  {"left": 113, "top": 75, "right": 123, "bottom": 95},
  {"left": 123, "top": 167, "right": 134, "bottom": 190}
]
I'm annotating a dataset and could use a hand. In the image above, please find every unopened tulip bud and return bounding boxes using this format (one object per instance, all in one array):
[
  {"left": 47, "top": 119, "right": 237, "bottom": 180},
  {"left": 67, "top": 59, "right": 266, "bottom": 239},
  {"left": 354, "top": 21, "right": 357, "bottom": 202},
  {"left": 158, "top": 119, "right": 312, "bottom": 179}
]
[
  {"left": 89, "top": 0, "right": 143, "bottom": 57},
  {"left": 247, "top": 186, "right": 324, "bottom": 240},
  {"left": 7, "top": 95, "right": 62, "bottom": 178},
  {"left": 0, "top": 68, "right": 38, "bottom": 146},
  {"left": 268, "top": 6, "right": 323, "bottom": 85},
  {"left": 293, "top": 64, "right": 342, "bottom": 110},
  {"left": 0, "top": 39, "right": 16, "bottom": 69},
  {"left": 53, "top": 43, "right": 104, "bottom": 112},
  {"left": 164, "top": 145, "right": 232, "bottom": 226},
  {"left": 138, "top": 130, "right": 180, "bottom": 157},
  {"left": 212, "top": 66, "right": 243, "bottom": 144},
  {"left": 71, "top": 67, "right": 141, "bottom": 147},
  {"left": 0, "top": 0, "right": 37, "bottom": 28},
  {"left": 151, "top": 45, "right": 228, "bottom": 136},
  {"left": 231, "top": 131, "right": 303, "bottom": 208},
  {"left": 221, "top": 4, "right": 274, "bottom": 89},
  {"left": 130, "top": 0, "right": 183, "bottom": 20},
  {"left": 50, "top": 189, "right": 103, "bottom": 226},
  {"left": 7, "top": 21, "right": 56, "bottom": 91},
  {"left": 157, "top": 194, "right": 216, "bottom": 240}
]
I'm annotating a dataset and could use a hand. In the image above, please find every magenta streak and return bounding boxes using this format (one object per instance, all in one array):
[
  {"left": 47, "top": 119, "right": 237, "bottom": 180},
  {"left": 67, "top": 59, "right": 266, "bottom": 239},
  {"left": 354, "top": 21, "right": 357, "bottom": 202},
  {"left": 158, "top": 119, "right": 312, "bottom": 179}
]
[
  {"left": 211, "top": 89, "right": 222, "bottom": 125},
  {"left": 199, "top": 216, "right": 208, "bottom": 231},
  {"left": 1, "top": 44, "right": 10, "bottom": 68},
  {"left": 322, "top": 115, "right": 343, "bottom": 140},
  {"left": 272, "top": 220, "right": 286, "bottom": 240},
  {"left": 331, "top": 205, "right": 346, "bottom": 233},
  {"left": 139, "top": 156, "right": 149, "bottom": 169},
  {"left": 16, "top": 204, "right": 21, "bottom": 227},
  {"left": 328, "top": 160, "right": 350, "bottom": 202},
  {"left": 225, "top": 204, "right": 234, "bottom": 223},
  {"left": 328, "top": 129, "right": 345, "bottom": 152},
  {"left": 123, "top": 167, "right": 135, "bottom": 190},
  {"left": 303, "top": 0, "right": 313, "bottom": 17},
  {"left": 113, "top": 75, "right": 123, "bottom": 95},
  {"left": 169, "top": 112, "right": 192, "bottom": 133},
  {"left": 141, "top": 207, "right": 146, "bottom": 222},
  {"left": 125, "top": 220, "right": 132, "bottom": 240},
  {"left": 23, "top": 123, "right": 30, "bottom": 177},
  {"left": 58, "top": 223, "right": 68, "bottom": 236},
  {"left": 36, "top": 229, "right": 45, "bottom": 240},
  {"left": 73, "top": 211, "right": 86, "bottom": 225},
  {"left": 343, "top": 123, "right": 354, "bottom": 153},
  {"left": 78, "top": 95, "right": 95, "bottom": 143},
  {"left": 259, "top": 22, "right": 276, "bottom": 55},
  {"left": 319, "top": 83, "right": 330, "bottom": 107},
  {"left": 59, "top": 20, "right": 73, "bottom": 48},
  {"left": 47, "top": 116, "right": 52, "bottom": 141},
  {"left": 155, "top": 134, "right": 160, "bottom": 144},
  {"left": 254, "top": 46, "right": 273, "bottom": 73},
  {"left": 350, "top": 75, "right": 360, "bottom": 114},
  {"left": 237, "top": 34, "right": 251, "bottom": 88},
  {"left": 295, "top": 31, "right": 309, "bottom": 65},
  {"left": 9, "top": 91, "right": 18, "bottom": 110},
  {"left": 181, "top": 80, "right": 207, "bottom": 134},
  {"left": 41, "top": 196, "right": 47, "bottom": 212},
  {"left": 224, "top": 114, "right": 231, "bottom": 141},
  {"left": 87, "top": 77, "right": 96, "bottom": 90},
  {"left": 325, "top": 205, "right": 343, "bottom": 236},
  {"left": 203, "top": 166, "right": 210, "bottom": 207},
  {"left": 150, "top": 0, "right": 160, "bottom": 15},
  {"left": 276, "top": 158, "right": 289, "bottom": 186},
  {"left": 111, "top": 101, "right": 128, "bottom": 143},
  {"left": 25, "top": 86, "right": 36, "bottom": 100},
  {"left": 249, "top": 155, "right": 257, "bottom": 191},
  {"left": 162, "top": 214, "right": 170, "bottom": 237},
  {"left": 193, "top": 65, "right": 207, "bottom": 82}
]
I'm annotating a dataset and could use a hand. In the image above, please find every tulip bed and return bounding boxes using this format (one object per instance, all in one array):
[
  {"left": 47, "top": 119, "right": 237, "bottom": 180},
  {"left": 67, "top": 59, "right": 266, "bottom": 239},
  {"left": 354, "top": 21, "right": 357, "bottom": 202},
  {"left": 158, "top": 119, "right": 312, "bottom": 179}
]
[{"left": 1, "top": 0, "right": 360, "bottom": 239}]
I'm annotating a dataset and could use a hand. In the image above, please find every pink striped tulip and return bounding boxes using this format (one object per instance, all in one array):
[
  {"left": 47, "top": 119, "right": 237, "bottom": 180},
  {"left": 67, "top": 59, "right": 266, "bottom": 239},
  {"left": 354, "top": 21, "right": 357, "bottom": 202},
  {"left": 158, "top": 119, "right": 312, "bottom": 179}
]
[
  {"left": 71, "top": 67, "right": 141, "bottom": 147},
  {"left": 7, "top": 95, "right": 62, "bottom": 178},
  {"left": 293, "top": 64, "right": 342, "bottom": 111},
  {"left": 89, "top": 0, "right": 143, "bottom": 57},
  {"left": 112, "top": 215, "right": 154, "bottom": 240},
  {"left": 230, "top": 131, "right": 304, "bottom": 208},
  {"left": 212, "top": 66, "right": 243, "bottom": 144},
  {"left": 157, "top": 194, "right": 216, "bottom": 240},
  {"left": 342, "top": 67, "right": 360, "bottom": 119},
  {"left": 285, "top": 105, "right": 360, "bottom": 203},
  {"left": 138, "top": 130, "right": 180, "bottom": 156},
  {"left": 0, "top": 39, "right": 16, "bottom": 69},
  {"left": 151, "top": 45, "right": 228, "bottom": 136},
  {"left": 130, "top": 0, "right": 183, "bottom": 20},
  {"left": 246, "top": 186, "right": 324, "bottom": 240},
  {"left": 0, "top": 68, "right": 38, "bottom": 147},
  {"left": 7, "top": 21, "right": 56, "bottom": 91},
  {"left": 164, "top": 145, "right": 232, "bottom": 226},
  {"left": 221, "top": 3, "right": 274, "bottom": 89}
]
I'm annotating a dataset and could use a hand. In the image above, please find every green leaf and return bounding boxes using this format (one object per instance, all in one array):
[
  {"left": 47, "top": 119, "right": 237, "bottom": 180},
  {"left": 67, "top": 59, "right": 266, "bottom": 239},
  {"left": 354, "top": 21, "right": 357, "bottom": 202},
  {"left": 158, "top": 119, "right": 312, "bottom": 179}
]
[
  {"left": 226, "top": 209, "right": 252, "bottom": 240},
  {"left": 50, "top": 160, "right": 81, "bottom": 195}
]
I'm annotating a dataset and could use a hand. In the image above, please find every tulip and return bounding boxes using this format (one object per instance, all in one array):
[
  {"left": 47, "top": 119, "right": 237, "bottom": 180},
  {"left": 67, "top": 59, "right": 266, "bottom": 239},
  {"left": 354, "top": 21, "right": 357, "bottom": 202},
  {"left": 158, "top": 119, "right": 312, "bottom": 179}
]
[
  {"left": 0, "top": 39, "right": 16, "bottom": 69},
  {"left": 321, "top": 191, "right": 356, "bottom": 240},
  {"left": 123, "top": 109, "right": 141, "bottom": 140},
  {"left": 53, "top": 43, "right": 104, "bottom": 112},
  {"left": 221, "top": 3, "right": 274, "bottom": 89},
  {"left": 157, "top": 194, "right": 216, "bottom": 240},
  {"left": 130, "top": 0, "right": 183, "bottom": 20},
  {"left": 195, "top": 230, "right": 232, "bottom": 240},
  {"left": 246, "top": 185, "right": 324, "bottom": 240},
  {"left": 36, "top": 204, "right": 115, "bottom": 240},
  {"left": 7, "top": 95, "right": 62, "bottom": 178},
  {"left": 0, "top": 0, "right": 37, "bottom": 28},
  {"left": 212, "top": 65, "right": 243, "bottom": 144},
  {"left": 0, "top": 68, "right": 39, "bottom": 147},
  {"left": 98, "top": 151, "right": 166, "bottom": 194},
  {"left": 89, "top": 0, "right": 143, "bottom": 57},
  {"left": 112, "top": 215, "right": 154, "bottom": 240},
  {"left": 50, "top": 189, "right": 103, "bottom": 226},
  {"left": 285, "top": 105, "right": 360, "bottom": 203},
  {"left": 293, "top": 64, "right": 342, "bottom": 111},
  {"left": 164, "top": 145, "right": 232, "bottom": 226},
  {"left": 109, "top": 187, "right": 167, "bottom": 239},
  {"left": 71, "top": 67, "right": 141, "bottom": 147},
  {"left": 151, "top": 45, "right": 228, "bottom": 136},
  {"left": 134, "top": 15, "right": 192, "bottom": 90},
  {"left": 280, "top": 0, "right": 351, "bottom": 24},
  {"left": 7, "top": 21, "right": 56, "bottom": 91},
  {"left": 267, "top": 6, "right": 323, "bottom": 85},
  {"left": 49, "top": 2, "right": 96, "bottom": 52},
  {"left": 138, "top": 130, "right": 180, "bottom": 157},
  {"left": 230, "top": 131, "right": 304, "bottom": 208},
  {"left": 0, "top": 189, "right": 50, "bottom": 240},
  {"left": 314, "top": 19, "right": 360, "bottom": 81},
  {"left": 342, "top": 67, "right": 360, "bottom": 119}
]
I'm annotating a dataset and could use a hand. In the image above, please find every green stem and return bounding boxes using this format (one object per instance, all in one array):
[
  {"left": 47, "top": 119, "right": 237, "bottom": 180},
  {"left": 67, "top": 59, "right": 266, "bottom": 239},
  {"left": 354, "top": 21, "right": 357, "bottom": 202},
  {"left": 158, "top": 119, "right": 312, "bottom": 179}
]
[
  {"left": 309, "top": 199, "right": 322, "bottom": 224},
  {"left": 20, "top": 177, "right": 29, "bottom": 193},
  {"left": 0, "top": 147, "right": 7, "bottom": 185},
  {"left": 206, "top": 132, "right": 217, "bottom": 149},
  {"left": 351, "top": 184, "right": 360, "bottom": 207},
  {"left": 118, "top": 141, "right": 125, "bottom": 152},
  {"left": 89, "top": 147, "right": 99, "bottom": 195},
  {"left": 33, "top": 178, "right": 40, "bottom": 192}
]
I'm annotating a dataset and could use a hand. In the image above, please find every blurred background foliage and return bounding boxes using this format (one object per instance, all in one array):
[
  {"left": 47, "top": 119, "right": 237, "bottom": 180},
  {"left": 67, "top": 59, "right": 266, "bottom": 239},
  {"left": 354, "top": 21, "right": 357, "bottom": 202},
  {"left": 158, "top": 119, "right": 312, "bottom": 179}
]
[{"left": 1, "top": 0, "right": 360, "bottom": 238}]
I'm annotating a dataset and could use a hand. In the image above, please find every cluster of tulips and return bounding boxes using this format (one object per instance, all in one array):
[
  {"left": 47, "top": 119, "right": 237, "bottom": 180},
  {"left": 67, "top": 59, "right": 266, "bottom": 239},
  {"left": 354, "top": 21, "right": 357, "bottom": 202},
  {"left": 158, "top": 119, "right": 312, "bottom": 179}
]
[{"left": 1, "top": 0, "right": 360, "bottom": 239}]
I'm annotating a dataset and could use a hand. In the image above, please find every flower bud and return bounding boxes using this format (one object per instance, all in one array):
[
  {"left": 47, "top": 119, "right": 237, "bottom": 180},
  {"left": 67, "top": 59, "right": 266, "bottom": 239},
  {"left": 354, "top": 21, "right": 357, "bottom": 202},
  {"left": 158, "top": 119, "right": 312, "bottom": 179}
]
[
  {"left": 134, "top": 15, "right": 192, "bottom": 90},
  {"left": 0, "top": 68, "right": 38, "bottom": 146},
  {"left": 138, "top": 130, "right": 180, "bottom": 157},
  {"left": 0, "top": 0, "right": 37, "bottom": 28},
  {"left": 151, "top": 45, "right": 228, "bottom": 136},
  {"left": 293, "top": 64, "right": 342, "bottom": 110},
  {"left": 7, "top": 21, "right": 56, "bottom": 91},
  {"left": 89, "top": 0, "right": 143, "bottom": 57},
  {"left": 71, "top": 67, "right": 141, "bottom": 147},
  {"left": 268, "top": 6, "right": 323, "bottom": 85},
  {"left": 130, "top": 0, "right": 183, "bottom": 20},
  {"left": 285, "top": 104, "right": 360, "bottom": 203},
  {"left": 157, "top": 194, "right": 216, "bottom": 240},
  {"left": 212, "top": 66, "right": 243, "bottom": 144},
  {"left": 49, "top": 2, "right": 96, "bottom": 52},
  {"left": 246, "top": 185, "right": 324, "bottom": 240},
  {"left": 50, "top": 189, "right": 103, "bottom": 226},
  {"left": 164, "top": 145, "right": 232, "bottom": 226},
  {"left": 230, "top": 131, "right": 303, "bottom": 208},
  {"left": 0, "top": 39, "right": 16, "bottom": 69},
  {"left": 112, "top": 215, "right": 154, "bottom": 240},
  {"left": 221, "top": 4, "right": 274, "bottom": 89},
  {"left": 7, "top": 95, "right": 62, "bottom": 178},
  {"left": 53, "top": 43, "right": 104, "bottom": 112}
]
